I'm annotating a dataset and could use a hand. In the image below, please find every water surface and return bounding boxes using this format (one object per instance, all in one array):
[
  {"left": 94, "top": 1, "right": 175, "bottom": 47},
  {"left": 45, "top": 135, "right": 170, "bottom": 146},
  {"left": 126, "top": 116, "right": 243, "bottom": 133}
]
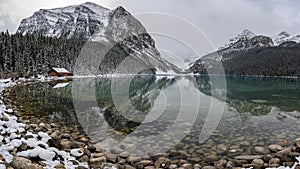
[{"left": 10, "top": 75, "right": 300, "bottom": 165}]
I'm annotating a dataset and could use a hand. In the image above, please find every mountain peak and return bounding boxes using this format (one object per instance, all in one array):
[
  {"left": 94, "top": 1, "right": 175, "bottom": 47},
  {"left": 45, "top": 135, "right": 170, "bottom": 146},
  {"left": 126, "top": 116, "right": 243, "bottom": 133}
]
[
  {"left": 273, "top": 31, "right": 300, "bottom": 45},
  {"left": 111, "top": 6, "right": 131, "bottom": 18},
  {"left": 239, "top": 29, "right": 255, "bottom": 38},
  {"left": 17, "top": 2, "right": 111, "bottom": 39},
  {"left": 81, "top": 1, "right": 98, "bottom": 6},
  {"left": 278, "top": 31, "right": 290, "bottom": 37},
  {"left": 16, "top": 2, "right": 181, "bottom": 74}
]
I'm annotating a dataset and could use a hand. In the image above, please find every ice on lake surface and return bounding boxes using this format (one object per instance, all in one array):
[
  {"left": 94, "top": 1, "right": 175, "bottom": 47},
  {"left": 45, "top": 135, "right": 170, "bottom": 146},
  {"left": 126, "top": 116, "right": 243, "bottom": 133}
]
[{"left": 10, "top": 75, "right": 300, "bottom": 162}]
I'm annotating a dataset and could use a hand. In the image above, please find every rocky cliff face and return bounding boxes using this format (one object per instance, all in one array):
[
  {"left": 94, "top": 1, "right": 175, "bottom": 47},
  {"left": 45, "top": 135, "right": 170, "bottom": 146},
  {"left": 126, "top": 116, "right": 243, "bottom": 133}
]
[
  {"left": 17, "top": 2, "right": 181, "bottom": 75},
  {"left": 17, "top": 2, "right": 110, "bottom": 39}
]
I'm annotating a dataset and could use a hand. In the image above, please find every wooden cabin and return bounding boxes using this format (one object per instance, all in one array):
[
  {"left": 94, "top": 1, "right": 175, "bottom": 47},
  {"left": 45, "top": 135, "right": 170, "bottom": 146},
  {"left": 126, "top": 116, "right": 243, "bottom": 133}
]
[{"left": 48, "top": 67, "right": 73, "bottom": 77}]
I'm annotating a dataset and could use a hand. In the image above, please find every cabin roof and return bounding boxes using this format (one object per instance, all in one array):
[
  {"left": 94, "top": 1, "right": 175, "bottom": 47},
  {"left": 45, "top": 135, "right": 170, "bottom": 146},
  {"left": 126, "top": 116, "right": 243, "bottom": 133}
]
[{"left": 50, "top": 67, "right": 70, "bottom": 74}]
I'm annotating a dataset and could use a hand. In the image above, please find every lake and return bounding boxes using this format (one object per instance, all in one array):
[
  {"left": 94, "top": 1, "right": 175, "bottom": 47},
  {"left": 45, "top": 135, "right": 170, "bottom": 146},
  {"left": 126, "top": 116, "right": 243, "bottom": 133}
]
[{"left": 9, "top": 75, "right": 300, "bottom": 165}]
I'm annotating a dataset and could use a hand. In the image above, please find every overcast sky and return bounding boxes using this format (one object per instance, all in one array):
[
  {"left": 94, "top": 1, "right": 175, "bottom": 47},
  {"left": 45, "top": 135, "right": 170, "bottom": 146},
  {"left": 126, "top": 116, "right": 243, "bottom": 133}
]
[{"left": 0, "top": 0, "right": 300, "bottom": 60}]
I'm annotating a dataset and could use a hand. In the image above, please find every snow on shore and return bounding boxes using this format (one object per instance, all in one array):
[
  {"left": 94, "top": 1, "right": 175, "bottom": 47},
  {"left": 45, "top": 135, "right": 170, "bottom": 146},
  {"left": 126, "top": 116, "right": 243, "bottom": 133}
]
[{"left": 0, "top": 79, "right": 88, "bottom": 169}]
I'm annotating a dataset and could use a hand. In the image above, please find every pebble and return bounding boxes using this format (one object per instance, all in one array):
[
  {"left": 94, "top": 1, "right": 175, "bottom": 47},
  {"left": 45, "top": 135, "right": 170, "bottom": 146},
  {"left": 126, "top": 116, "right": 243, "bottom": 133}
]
[
  {"left": 11, "top": 157, "right": 32, "bottom": 169},
  {"left": 105, "top": 153, "right": 118, "bottom": 163},
  {"left": 79, "top": 137, "right": 89, "bottom": 143},
  {"left": 60, "top": 134, "right": 71, "bottom": 140},
  {"left": 252, "top": 159, "right": 264, "bottom": 166},
  {"left": 154, "top": 157, "right": 170, "bottom": 168},
  {"left": 123, "top": 165, "right": 135, "bottom": 169},
  {"left": 295, "top": 138, "right": 300, "bottom": 148},
  {"left": 269, "top": 158, "right": 281, "bottom": 167},
  {"left": 83, "top": 148, "right": 91, "bottom": 157},
  {"left": 93, "top": 153, "right": 104, "bottom": 158},
  {"left": 203, "top": 166, "right": 216, "bottom": 169},
  {"left": 79, "top": 155, "right": 89, "bottom": 163},
  {"left": 55, "top": 163, "right": 66, "bottom": 169},
  {"left": 234, "top": 155, "right": 263, "bottom": 160},
  {"left": 60, "top": 139, "right": 72, "bottom": 149},
  {"left": 228, "top": 149, "right": 243, "bottom": 157},
  {"left": 181, "top": 163, "right": 192, "bottom": 169},
  {"left": 127, "top": 157, "right": 142, "bottom": 165},
  {"left": 90, "top": 157, "right": 107, "bottom": 164},
  {"left": 137, "top": 160, "right": 153, "bottom": 167},
  {"left": 87, "top": 145, "right": 97, "bottom": 153},
  {"left": 254, "top": 146, "right": 270, "bottom": 155},
  {"left": 268, "top": 144, "right": 283, "bottom": 153},
  {"left": 119, "top": 152, "right": 130, "bottom": 158},
  {"left": 169, "top": 164, "right": 178, "bottom": 169},
  {"left": 204, "top": 154, "right": 219, "bottom": 162},
  {"left": 275, "top": 147, "right": 292, "bottom": 158},
  {"left": 193, "top": 164, "right": 201, "bottom": 169},
  {"left": 214, "top": 159, "right": 227, "bottom": 168}
]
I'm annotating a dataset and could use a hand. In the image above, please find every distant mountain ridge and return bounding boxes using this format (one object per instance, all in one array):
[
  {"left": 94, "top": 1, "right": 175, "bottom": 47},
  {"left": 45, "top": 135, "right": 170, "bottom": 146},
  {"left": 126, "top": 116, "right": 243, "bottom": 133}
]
[
  {"left": 17, "top": 2, "right": 181, "bottom": 75},
  {"left": 190, "top": 29, "right": 300, "bottom": 77}
]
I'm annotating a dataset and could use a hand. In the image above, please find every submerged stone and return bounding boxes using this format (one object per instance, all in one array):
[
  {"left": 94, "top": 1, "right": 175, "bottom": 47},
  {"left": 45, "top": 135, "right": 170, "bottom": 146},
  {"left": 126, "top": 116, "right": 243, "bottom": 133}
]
[{"left": 251, "top": 99, "right": 267, "bottom": 103}]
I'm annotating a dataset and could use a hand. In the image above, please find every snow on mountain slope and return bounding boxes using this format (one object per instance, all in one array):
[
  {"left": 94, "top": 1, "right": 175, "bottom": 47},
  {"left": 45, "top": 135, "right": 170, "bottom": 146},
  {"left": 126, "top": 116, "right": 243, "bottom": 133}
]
[
  {"left": 17, "top": 2, "right": 111, "bottom": 39},
  {"left": 273, "top": 31, "right": 300, "bottom": 46},
  {"left": 218, "top": 29, "right": 255, "bottom": 50},
  {"left": 16, "top": 2, "right": 182, "bottom": 74},
  {"left": 189, "top": 29, "right": 300, "bottom": 74}
]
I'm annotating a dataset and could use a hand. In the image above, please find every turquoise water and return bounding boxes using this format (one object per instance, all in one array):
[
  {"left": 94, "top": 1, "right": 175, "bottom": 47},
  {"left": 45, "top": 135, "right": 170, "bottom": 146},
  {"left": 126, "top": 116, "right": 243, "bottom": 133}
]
[{"left": 11, "top": 75, "right": 300, "bottom": 164}]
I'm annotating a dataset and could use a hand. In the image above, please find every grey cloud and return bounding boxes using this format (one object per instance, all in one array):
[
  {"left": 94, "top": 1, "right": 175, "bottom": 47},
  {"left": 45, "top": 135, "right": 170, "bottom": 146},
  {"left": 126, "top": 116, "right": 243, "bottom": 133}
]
[
  {"left": 0, "top": 0, "right": 300, "bottom": 49},
  {"left": 0, "top": 2, "right": 17, "bottom": 32}
]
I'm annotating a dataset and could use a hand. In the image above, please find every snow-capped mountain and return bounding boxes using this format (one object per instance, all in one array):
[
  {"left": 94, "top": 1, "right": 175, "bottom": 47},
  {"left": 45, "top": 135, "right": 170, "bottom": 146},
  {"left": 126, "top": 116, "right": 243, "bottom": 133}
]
[
  {"left": 17, "top": 2, "right": 181, "bottom": 74},
  {"left": 190, "top": 29, "right": 300, "bottom": 74},
  {"left": 218, "top": 29, "right": 255, "bottom": 50},
  {"left": 218, "top": 29, "right": 273, "bottom": 52},
  {"left": 17, "top": 2, "right": 111, "bottom": 39},
  {"left": 273, "top": 31, "right": 300, "bottom": 46},
  {"left": 219, "top": 30, "right": 300, "bottom": 51}
]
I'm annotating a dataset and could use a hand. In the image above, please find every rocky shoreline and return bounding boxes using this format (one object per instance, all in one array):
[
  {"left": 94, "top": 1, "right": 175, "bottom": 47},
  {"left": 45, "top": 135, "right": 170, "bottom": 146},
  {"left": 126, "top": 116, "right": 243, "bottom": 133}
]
[{"left": 1, "top": 79, "right": 300, "bottom": 169}]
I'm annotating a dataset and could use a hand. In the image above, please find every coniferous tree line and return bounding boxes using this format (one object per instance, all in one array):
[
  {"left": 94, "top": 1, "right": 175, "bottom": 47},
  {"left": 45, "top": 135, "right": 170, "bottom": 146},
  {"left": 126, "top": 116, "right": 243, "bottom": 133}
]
[
  {"left": 0, "top": 31, "right": 85, "bottom": 78},
  {"left": 191, "top": 45, "right": 300, "bottom": 77},
  {"left": 222, "top": 46, "right": 300, "bottom": 77}
]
